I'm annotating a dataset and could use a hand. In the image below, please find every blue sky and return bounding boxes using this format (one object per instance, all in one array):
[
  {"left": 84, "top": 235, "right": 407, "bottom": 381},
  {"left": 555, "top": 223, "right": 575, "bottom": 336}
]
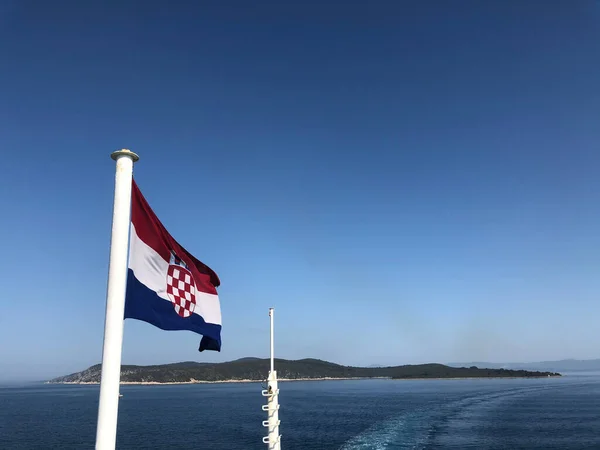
[{"left": 1, "top": 1, "right": 599, "bottom": 381}]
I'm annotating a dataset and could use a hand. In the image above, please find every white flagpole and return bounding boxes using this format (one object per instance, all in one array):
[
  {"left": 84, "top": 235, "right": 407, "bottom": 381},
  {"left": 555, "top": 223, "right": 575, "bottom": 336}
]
[
  {"left": 95, "top": 149, "right": 139, "bottom": 450},
  {"left": 262, "top": 308, "right": 281, "bottom": 450},
  {"left": 270, "top": 308, "right": 275, "bottom": 373}
]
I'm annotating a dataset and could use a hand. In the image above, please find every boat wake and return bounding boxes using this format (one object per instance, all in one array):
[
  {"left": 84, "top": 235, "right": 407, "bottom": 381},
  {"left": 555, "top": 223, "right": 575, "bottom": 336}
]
[
  {"left": 339, "top": 410, "right": 430, "bottom": 450},
  {"left": 339, "top": 384, "right": 553, "bottom": 449}
]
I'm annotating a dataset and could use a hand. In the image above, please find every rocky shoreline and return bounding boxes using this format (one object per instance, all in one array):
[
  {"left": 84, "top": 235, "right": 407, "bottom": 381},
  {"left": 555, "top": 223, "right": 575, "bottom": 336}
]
[{"left": 46, "top": 377, "right": 371, "bottom": 385}]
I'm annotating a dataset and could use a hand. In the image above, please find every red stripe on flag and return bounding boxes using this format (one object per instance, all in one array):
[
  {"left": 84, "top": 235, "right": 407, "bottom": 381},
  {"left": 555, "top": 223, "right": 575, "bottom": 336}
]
[{"left": 131, "top": 179, "right": 220, "bottom": 294}]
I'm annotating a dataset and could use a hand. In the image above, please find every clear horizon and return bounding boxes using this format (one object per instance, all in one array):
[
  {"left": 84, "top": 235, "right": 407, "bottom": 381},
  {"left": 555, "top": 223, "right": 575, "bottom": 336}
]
[{"left": 1, "top": 1, "right": 599, "bottom": 382}]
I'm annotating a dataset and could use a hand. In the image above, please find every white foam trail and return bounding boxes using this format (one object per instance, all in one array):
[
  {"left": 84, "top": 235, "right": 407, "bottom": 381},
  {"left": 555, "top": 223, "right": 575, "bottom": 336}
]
[
  {"left": 340, "top": 412, "right": 429, "bottom": 450},
  {"left": 340, "top": 385, "right": 553, "bottom": 449}
]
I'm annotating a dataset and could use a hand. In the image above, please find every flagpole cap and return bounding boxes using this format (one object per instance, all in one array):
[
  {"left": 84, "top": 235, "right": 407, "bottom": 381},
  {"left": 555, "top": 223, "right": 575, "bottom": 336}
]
[{"left": 111, "top": 148, "right": 139, "bottom": 162}]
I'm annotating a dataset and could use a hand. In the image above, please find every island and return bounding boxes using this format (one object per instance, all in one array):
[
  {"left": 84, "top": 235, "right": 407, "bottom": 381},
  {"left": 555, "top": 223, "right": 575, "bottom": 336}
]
[{"left": 47, "top": 358, "right": 561, "bottom": 384}]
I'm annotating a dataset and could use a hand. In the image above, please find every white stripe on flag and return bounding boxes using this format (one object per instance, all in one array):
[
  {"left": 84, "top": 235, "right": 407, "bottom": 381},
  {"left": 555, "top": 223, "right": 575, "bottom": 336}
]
[{"left": 128, "top": 223, "right": 222, "bottom": 326}]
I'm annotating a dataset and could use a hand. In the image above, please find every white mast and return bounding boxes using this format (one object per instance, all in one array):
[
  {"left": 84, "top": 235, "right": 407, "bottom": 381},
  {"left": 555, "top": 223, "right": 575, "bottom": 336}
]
[
  {"left": 262, "top": 308, "right": 281, "bottom": 450},
  {"left": 95, "top": 149, "right": 139, "bottom": 450}
]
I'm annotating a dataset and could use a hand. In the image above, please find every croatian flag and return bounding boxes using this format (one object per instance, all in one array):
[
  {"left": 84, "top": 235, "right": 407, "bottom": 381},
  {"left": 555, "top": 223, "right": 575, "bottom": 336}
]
[{"left": 124, "top": 179, "right": 222, "bottom": 351}]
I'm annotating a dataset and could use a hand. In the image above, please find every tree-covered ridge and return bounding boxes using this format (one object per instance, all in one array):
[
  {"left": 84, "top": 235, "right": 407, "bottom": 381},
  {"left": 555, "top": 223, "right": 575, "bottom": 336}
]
[{"left": 48, "top": 358, "right": 560, "bottom": 383}]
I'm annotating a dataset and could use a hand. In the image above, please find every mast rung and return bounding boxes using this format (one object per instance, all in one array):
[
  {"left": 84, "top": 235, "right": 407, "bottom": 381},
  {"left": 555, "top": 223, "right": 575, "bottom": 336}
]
[
  {"left": 262, "top": 420, "right": 280, "bottom": 427},
  {"left": 262, "top": 435, "right": 281, "bottom": 444},
  {"left": 261, "top": 389, "right": 279, "bottom": 397},
  {"left": 262, "top": 404, "right": 280, "bottom": 411}
]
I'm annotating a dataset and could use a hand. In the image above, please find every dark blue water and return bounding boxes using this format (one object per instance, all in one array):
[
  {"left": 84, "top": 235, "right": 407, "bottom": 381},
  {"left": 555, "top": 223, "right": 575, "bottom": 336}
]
[{"left": 1, "top": 375, "right": 599, "bottom": 449}]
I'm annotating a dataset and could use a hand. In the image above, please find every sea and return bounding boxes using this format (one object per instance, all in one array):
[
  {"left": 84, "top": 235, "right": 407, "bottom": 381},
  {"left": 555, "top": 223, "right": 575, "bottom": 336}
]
[{"left": 1, "top": 373, "right": 600, "bottom": 449}]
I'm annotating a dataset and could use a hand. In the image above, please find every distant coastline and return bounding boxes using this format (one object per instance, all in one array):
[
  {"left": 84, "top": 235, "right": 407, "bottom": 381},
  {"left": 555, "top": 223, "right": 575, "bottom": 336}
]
[
  {"left": 47, "top": 377, "right": 370, "bottom": 385},
  {"left": 448, "top": 359, "right": 600, "bottom": 373},
  {"left": 47, "top": 358, "right": 561, "bottom": 385},
  {"left": 47, "top": 375, "right": 561, "bottom": 386}
]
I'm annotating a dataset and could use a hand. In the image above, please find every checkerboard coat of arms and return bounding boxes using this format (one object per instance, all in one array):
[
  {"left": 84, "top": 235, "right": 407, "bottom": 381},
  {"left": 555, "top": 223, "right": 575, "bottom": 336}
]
[{"left": 166, "top": 251, "right": 197, "bottom": 318}]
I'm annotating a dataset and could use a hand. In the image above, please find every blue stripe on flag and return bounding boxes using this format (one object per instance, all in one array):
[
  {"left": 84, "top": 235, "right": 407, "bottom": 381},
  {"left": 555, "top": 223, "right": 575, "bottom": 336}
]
[{"left": 124, "top": 269, "right": 222, "bottom": 351}]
